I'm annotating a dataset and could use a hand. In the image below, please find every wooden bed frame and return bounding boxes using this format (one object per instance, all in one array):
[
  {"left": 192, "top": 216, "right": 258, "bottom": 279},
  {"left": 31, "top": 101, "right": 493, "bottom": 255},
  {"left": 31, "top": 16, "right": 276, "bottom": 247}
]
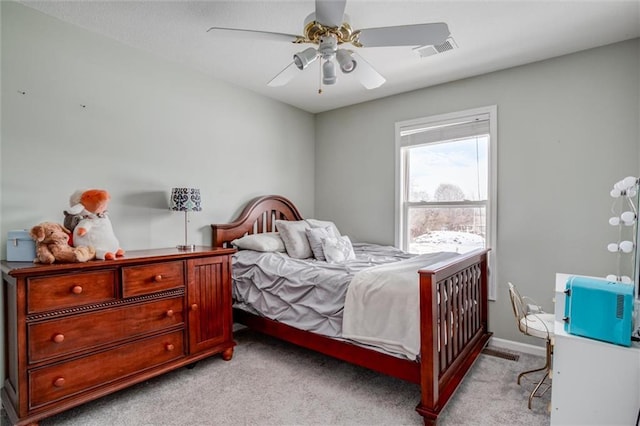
[{"left": 212, "top": 195, "right": 492, "bottom": 425}]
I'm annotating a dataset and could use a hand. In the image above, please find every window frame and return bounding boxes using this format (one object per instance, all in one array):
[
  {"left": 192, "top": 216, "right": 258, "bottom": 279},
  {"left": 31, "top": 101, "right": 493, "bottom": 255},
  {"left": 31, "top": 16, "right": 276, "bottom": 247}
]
[{"left": 394, "top": 105, "right": 498, "bottom": 300}]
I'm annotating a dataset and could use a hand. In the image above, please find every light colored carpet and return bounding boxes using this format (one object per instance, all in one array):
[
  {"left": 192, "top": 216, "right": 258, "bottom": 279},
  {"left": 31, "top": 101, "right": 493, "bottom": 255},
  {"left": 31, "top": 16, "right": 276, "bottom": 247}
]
[{"left": 2, "top": 327, "right": 551, "bottom": 425}]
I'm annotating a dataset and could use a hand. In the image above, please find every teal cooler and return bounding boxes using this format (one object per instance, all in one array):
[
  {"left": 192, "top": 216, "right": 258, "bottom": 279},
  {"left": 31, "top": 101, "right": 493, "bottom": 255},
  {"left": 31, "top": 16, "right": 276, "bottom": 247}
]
[
  {"left": 6, "top": 230, "right": 36, "bottom": 262},
  {"left": 564, "top": 276, "right": 634, "bottom": 347}
]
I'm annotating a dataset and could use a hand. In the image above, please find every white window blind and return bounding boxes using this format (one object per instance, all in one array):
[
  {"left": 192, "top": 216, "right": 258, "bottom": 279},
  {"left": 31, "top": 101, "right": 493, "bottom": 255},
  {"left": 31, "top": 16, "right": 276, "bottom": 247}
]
[{"left": 400, "top": 113, "right": 490, "bottom": 147}]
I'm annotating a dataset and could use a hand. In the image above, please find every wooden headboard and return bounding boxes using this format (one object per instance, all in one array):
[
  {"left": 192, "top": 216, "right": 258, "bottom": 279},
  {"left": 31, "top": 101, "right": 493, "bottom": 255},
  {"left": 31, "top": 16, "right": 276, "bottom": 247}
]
[{"left": 211, "top": 195, "right": 304, "bottom": 248}]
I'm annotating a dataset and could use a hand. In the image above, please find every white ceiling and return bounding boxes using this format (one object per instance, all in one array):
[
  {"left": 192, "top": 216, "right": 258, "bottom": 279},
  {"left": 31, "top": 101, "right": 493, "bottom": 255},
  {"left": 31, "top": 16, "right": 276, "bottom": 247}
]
[{"left": 19, "top": 0, "right": 640, "bottom": 114}]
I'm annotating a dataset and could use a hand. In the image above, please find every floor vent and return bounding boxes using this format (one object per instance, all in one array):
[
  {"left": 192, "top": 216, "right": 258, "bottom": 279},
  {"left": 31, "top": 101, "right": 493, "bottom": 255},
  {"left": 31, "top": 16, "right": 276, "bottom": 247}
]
[{"left": 482, "top": 348, "right": 520, "bottom": 361}]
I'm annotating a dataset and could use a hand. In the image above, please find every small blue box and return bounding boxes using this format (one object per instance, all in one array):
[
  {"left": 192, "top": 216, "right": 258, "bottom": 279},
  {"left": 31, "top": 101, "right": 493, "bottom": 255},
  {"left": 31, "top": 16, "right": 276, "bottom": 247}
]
[
  {"left": 6, "top": 230, "right": 36, "bottom": 262},
  {"left": 564, "top": 276, "right": 634, "bottom": 346}
]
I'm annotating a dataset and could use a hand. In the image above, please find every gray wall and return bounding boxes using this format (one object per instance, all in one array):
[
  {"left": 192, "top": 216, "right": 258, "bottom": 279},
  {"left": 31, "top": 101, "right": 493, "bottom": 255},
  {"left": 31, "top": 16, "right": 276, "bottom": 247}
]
[
  {"left": 0, "top": 2, "right": 314, "bottom": 385},
  {"left": 315, "top": 39, "right": 640, "bottom": 345},
  {"left": 1, "top": 2, "right": 315, "bottom": 253}
]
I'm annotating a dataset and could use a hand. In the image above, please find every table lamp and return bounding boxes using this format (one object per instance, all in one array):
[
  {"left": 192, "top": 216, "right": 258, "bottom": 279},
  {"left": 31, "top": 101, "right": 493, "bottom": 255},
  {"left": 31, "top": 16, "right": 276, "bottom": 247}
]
[{"left": 170, "top": 187, "right": 202, "bottom": 251}]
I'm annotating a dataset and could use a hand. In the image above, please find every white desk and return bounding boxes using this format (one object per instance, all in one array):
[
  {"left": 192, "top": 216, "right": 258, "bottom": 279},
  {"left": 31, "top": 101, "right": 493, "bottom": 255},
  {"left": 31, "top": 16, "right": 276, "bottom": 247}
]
[{"left": 550, "top": 273, "right": 640, "bottom": 425}]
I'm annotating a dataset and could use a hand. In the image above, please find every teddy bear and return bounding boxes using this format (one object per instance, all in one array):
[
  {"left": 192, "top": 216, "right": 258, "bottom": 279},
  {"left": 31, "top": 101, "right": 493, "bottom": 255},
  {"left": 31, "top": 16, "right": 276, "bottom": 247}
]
[
  {"left": 67, "top": 189, "right": 125, "bottom": 260},
  {"left": 29, "top": 222, "right": 96, "bottom": 264}
]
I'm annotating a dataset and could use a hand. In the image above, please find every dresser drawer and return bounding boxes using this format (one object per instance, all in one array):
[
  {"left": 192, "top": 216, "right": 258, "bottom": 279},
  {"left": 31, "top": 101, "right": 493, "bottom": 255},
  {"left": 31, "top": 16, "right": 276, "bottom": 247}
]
[
  {"left": 29, "top": 330, "right": 185, "bottom": 408},
  {"left": 27, "top": 270, "right": 117, "bottom": 314},
  {"left": 122, "top": 261, "right": 184, "bottom": 298},
  {"left": 28, "top": 297, "right": 184, "bottom": 363}
]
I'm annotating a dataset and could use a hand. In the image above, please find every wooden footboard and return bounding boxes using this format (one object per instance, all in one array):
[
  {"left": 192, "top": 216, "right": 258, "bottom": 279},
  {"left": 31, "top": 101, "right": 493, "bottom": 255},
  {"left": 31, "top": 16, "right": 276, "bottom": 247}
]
[
  {"left": 417, "top": 249, "right": 491, "bottom": 424},
  {"left": 212, "top": 195, "right": 491, "bottom": 425}
]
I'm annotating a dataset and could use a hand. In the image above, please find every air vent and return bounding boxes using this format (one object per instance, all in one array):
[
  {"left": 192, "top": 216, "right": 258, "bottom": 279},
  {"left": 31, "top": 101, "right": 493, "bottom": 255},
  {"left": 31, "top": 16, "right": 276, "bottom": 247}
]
[
  {"left": 616, "top": 294, "right": 625, "bottom": 319},
  {"left": 414, "top": 37, "right": 458, "bottom": 58},
  {"left": 482, "top": 348, "right": 520, "bottom": 361}
]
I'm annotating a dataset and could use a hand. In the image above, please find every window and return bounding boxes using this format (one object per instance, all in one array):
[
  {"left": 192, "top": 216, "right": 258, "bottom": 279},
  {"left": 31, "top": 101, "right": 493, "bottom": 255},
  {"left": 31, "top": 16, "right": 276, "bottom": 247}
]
[{"left": 395, "top": 106, "right": 497, "bottom": 299}]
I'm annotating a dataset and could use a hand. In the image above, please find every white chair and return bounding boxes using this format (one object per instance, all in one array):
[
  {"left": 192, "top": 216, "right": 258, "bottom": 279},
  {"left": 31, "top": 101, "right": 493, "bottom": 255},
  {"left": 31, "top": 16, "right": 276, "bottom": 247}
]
[{"left": 507, "top": 282, "right": 555, "bottom": 409}]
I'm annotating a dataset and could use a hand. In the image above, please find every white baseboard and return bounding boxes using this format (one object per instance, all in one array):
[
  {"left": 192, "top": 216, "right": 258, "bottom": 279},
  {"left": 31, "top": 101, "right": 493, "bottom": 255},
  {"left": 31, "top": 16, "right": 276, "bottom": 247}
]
[{"left": 488, "top": 337, "right": 546, "bottom": 358}]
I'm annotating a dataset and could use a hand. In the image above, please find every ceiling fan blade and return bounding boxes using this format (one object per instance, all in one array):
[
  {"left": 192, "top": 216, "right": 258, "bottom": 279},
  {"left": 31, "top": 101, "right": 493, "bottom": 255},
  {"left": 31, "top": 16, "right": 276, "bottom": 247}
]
[
  {"left": 207, "top": 27, "right": 299, "bottom": 43},
  {"left": 357, "top": 22, "right": 450, "bottom": 47},
  {"left": 267, "top": 62, "right": 300, "bottom": 87},
  {"left": 351, "top": 52, "right": 385, "bottom": 89},
  {"left": 315, "top": 0, "right": 347, "bottom": 27}
]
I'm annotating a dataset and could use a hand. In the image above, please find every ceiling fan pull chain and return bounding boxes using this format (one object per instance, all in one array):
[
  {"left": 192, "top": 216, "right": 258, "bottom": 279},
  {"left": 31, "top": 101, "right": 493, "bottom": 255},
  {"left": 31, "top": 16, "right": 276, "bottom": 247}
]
[{"left": 318, "top": 60, "right": 323, "bottom": 94}]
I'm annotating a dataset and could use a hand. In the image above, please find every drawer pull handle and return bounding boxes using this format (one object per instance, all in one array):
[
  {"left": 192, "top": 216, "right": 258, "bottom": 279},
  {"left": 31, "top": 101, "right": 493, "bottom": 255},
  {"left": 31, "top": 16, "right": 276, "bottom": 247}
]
[
  {"left": 71, "top": 285, "right": 83, "bottom": 294},
  {"left": 53, "top": 377, "right": 65, "bottom": 387},
  {"left": 166, "top": 343, "right": 175, "bottom": 351},
  {"left": 191, "top": 304, "right": 198, "bottom": 311},
  {"left": 154, "top": 275, "right": 163, "bottom": 282},
  {"left": 52, "top": 334, "right": 65, "bottom": 343},
  {"left": 166, "top": 309, "right": 174, "bottom": 318}
]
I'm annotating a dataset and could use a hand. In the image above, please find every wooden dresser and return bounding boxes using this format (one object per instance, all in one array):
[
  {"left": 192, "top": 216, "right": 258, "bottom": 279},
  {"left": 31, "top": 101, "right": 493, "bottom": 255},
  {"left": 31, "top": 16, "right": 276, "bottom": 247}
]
[{"left": 1, "top": 246, "right": 236, "bottom": 425}]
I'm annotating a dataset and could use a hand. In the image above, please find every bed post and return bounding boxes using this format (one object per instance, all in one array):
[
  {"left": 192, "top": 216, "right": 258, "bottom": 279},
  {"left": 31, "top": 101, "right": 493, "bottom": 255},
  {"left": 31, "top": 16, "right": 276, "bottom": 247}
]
[
  {"left": 417, "top": 271, "right": 440, "bottom": 425},
  {"left": 481, "top": 254, "right": 490, "bottom": 333}
]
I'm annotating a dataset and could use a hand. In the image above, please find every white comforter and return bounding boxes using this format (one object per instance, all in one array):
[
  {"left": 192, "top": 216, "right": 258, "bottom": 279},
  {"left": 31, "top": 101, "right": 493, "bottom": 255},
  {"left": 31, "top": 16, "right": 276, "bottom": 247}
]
[{"left": 342, "top": 252, "right": 459, "bottom": 360}]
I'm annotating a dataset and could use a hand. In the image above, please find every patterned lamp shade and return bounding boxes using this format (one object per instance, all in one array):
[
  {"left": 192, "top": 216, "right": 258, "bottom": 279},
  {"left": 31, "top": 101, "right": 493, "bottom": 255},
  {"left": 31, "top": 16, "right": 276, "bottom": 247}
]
[{"left": 170, "top": 188, "right": 202, "bottom": 212}]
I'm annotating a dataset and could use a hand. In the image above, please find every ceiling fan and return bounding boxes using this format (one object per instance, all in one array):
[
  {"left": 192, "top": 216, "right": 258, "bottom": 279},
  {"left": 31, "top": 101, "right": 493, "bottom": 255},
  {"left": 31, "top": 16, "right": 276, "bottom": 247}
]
[{"left": 207, "top": 0, "right": 450, "bottom": 93}]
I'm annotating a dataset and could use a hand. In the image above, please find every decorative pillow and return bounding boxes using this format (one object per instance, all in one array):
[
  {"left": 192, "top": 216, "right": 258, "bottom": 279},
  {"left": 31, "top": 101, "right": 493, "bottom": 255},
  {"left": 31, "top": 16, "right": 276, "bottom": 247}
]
[
  {"left": 321, "top": 235, "right": 356, "bottom": 264},
  {"left": 275, "top": 220, "right": 313, "bottom": 259},
  {"left": 305, "top": 226, "right": 336, "bottom": 261},
  {"left": 306, "top": 219, "right": 341, "bottom": 237},
  {"left": 231, "top": 232, "right": 286, "bottom": 252}
]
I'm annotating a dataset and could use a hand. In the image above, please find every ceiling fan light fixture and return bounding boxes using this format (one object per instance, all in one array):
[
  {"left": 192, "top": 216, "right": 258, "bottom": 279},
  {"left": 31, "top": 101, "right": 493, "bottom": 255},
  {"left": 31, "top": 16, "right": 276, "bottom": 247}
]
[
  {"left": 216, "top": 0, "right": 450, "bottom": 92},
  {"left": 293, "top": 47, "right": 318, "bottom": 70},
  {"left": 336, "top": 49, "right": 357, "bottom": 74},
  {"left": 322, "top": 60, "right": 337, "bottom": 85}
]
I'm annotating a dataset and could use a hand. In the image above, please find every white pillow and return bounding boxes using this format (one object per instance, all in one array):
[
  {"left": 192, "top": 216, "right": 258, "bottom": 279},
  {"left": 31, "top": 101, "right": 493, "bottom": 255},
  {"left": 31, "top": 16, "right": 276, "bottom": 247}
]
[
  {"left": 275, "top": 220, "right": 313, "bottom": 259},
  {"left": 322, "top": 236, "right": 356, "bottom": 264},
  {"left": 306, "top": 219, "right": 341, "bottom": 237},
  {"left": 305, "top": 226, "right": 336, "bottom": 261},
  {"left": 231, "top": 233, "right": 286, "bottom": 252}
]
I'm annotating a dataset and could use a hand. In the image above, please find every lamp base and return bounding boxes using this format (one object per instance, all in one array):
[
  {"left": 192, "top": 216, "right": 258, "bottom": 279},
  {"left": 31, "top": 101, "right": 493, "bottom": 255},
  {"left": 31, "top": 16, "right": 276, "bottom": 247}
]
[{"left": 176, "top": 244, "right": 196, "bottom": 251}]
